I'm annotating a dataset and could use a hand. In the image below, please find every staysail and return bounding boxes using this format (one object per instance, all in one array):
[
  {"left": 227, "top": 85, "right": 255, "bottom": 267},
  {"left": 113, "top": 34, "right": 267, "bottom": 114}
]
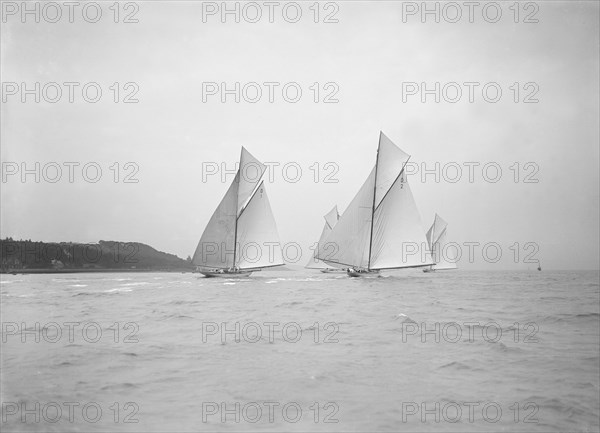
[
  {"left": 426, "top": 214, "right": 457, "bottom": 270},
  {"left": 306, "top": 205, "right": 341, "bottom": 269},
  {"left": 192, "top": 148, "right": 283, "bottom": 270},
  {"left": 236, "top": 181, "right": 284, "bottom": 269},
  {"left": 316, "top": 132, "right": 433, "bottom": 270}
]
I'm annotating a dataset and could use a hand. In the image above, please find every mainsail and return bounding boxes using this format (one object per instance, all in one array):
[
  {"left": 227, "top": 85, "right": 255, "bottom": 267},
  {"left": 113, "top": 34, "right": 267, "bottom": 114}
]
[
  {"left": 315, "top": 132, "right": 433, "bottom": 270},
  {"left": 192, "top": 148, "right": 284, "bottom": 270},
  {"left": 306, "top": 205, "right": 341, "bottom": 269},
  {"left": 425, "top": 214, "right": 458, "bottom": 270}
]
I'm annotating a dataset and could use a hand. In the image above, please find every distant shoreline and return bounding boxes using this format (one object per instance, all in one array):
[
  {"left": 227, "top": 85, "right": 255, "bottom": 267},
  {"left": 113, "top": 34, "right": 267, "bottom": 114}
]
[
  {"left": 1, "top": 239, "right": 195, "bottom": 274},
  {"left": 1, "top": 268, "right": 194, "bottom": 275}
]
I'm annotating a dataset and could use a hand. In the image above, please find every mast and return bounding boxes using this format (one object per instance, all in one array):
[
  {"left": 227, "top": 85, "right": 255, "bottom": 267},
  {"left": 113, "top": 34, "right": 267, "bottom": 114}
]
[
  {"left": 430, "top": 215, "right": 436, "bottom": 270},
  {"left": 367, "top": 135, "right": 381, "bottom": 270},
  {"left": 231, "top": 148, "right": 243, "bottom": 270},
  {"left": 232, "top": 209, "right": 239, "bottom": 269}
]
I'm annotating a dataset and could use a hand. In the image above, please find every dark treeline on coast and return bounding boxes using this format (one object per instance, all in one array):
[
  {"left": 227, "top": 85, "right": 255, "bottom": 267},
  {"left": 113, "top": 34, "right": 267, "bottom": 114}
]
[{"left": 0, "top": 238, "right": 195, "bottom": 273}]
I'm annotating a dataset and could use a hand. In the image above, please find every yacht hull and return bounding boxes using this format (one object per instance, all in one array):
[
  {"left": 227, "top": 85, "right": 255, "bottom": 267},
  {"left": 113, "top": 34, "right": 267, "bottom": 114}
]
[
  {"left": 200, "top": 270, "right": 253, "bottom": 278},
  {"left": 347, "top": 269, "right": 380, "bottom": 278},
  {"left": 320, "top": 268, "right": 347, "bottom": 273}
]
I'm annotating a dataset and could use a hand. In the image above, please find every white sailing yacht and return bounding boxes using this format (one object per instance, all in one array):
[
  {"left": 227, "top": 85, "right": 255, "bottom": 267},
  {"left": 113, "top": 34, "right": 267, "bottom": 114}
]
[
  {"left": 192, "top": 147, "right": 284, "bottom": 277},
  {"left": 315, "top": 132, "right": 434, "bottom": 277},
  {"left": 305, "top": 206, "right": 346, "bottom": 273},
  {"left": 423, "top": 214, "right": 458, "bottom": 272}
]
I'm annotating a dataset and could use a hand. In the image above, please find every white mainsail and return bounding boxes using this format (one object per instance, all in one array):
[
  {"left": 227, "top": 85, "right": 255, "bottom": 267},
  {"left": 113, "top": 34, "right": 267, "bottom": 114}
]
[
  {"left": 192, "top": 148, "right": 284, "bottom": 271},
  {"left": 317, "top": 169, "right": 375, "bottom": 268},
  {"left": 191, "top": 173, "right": 239, "bottom": 269},
  {"left": 316, "top": 132, "right": 433, "bottom": 271},
  {"left": 426, "top": 214, "right": 457, "bottom": 270},
  {"left": 306, "top": 205, "right": 341, "bottom": 269}
]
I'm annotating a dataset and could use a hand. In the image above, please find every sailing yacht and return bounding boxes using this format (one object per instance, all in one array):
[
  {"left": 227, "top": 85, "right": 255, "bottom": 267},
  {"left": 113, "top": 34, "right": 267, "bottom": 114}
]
[
  {"left": 315, "top": 132, "right": 434, "bottom": 277},
  {"left": 305, "top": 206, "right": 347, "bottom": 273},
  {"left": 192, "top": 147, "right": 284, "bottom": 277},
  {"left": 423, "top": 214, "right": 458, "bottom": 272}
]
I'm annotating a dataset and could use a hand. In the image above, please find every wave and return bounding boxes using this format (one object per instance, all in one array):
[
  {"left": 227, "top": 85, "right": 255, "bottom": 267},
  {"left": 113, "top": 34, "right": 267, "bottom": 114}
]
[
  {"left": 100, "top": 382, "right": 138, "bottom": 391},
  {"left": 523, "top": 394, "right": 598, "bottom": 422},
  {"left": 438, "top": 361, "right": 472, "bottom": 370},
  {"left": 394, "top": 313, "right": 416, "bottom": 324},
  {"left": 487, "top": 341, "right": 525, "bottom": 354},
  {"left": 159, "top": 313, "right": 194, "bottom": 320},
  {"left": 276, "top": 301, "right": 304, "bottom": 307},
  {"left": 103, "top": 287, "right": 133, "bottom": 293},
  {"left": 73, "top": 291, "right": 100, "bottom": 297},
  {"left": 167, "top": 300, "right": 187, "bottom": 305},
  {"left": 541, "top": 312, "right": 599, "bottom": 323}
]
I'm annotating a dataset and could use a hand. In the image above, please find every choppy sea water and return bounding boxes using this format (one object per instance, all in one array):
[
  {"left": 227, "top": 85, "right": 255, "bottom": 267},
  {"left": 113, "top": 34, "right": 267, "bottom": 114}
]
[{"left": 1, "top": 269, "right": 598, "bottom": 432}]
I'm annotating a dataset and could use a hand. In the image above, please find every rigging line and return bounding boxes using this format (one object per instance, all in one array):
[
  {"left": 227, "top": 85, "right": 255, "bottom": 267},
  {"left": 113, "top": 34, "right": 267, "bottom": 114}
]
[
  {"left": 235, "top": 179, "right": 267, "bottom": 267},
  {"left": 367, "top": 136, "right": 382, "bottom": 270},
  {"left": 312, "top": 257, "right": 354, "bottom": 268},
  {"left": 371, "top": 263, "right": 434, "bottom": 271},
  {"left": 373, "top": 155, "right": 412, "bottom": 213}
]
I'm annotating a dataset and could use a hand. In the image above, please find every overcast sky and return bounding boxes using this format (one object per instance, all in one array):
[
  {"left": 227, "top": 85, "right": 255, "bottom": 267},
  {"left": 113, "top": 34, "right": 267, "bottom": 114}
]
[{"left": 1, "top": 1, "right": 598, "bottom": 270}]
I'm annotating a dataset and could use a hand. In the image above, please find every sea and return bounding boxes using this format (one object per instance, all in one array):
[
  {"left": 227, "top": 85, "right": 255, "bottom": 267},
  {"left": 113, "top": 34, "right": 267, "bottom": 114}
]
[{"left": 1, "top": 269, "right": 599, "bottom": 432}]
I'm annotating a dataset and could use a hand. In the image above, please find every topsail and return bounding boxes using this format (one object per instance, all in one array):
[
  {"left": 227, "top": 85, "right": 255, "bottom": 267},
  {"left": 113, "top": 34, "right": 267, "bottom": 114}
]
[{"left": 315, "top": 132, "right": 433, "bottom": 271}]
